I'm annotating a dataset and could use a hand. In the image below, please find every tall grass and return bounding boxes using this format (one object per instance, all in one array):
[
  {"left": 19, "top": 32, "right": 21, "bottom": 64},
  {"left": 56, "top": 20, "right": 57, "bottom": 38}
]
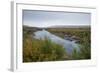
[
  {"left": 23, "top": 36, "right": 68, "bottom": 62},
  {"left": 71, "top": 43, "right": 91, "bottom": 60}
]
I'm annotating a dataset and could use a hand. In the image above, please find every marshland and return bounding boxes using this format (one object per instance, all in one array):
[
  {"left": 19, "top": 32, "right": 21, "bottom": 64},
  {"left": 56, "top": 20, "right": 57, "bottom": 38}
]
[{"left": 23, "top": 25, "right": 91, "bottom": 62}]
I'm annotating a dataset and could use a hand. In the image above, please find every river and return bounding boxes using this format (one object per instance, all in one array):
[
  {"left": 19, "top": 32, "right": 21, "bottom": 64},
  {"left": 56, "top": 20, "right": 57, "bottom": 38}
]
[{"left": 33, "top": 29, "right": 80, "bottom": 54}]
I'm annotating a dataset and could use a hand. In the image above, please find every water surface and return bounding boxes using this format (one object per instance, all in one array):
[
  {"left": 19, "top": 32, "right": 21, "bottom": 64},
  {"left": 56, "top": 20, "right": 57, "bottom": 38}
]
[{"left": 33, "top": 29, "right": 80, "bottom": 54}]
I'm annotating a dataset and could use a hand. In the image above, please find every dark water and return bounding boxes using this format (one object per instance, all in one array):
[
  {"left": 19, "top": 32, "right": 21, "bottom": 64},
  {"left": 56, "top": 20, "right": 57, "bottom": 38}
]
[{"left": 33, "top": 29, "right": 80, "bottom": 54}]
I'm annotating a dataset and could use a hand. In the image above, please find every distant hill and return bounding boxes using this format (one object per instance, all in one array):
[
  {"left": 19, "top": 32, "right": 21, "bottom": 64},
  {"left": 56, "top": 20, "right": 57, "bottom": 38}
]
[
  {"left": 47, "top": 25, "right": 90, "bottom": 28},
  {"left": 23, "top": 25, "right": 43, "bottom": 32},
  {"left": 23, "top": 24, "right": 90, "bottom": 30}
]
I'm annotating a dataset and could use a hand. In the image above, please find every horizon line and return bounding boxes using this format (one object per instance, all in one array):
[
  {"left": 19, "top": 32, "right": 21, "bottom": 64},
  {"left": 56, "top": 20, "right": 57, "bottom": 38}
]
[{"left": 23, "top": 24, "right": 90, "bottom": 28}]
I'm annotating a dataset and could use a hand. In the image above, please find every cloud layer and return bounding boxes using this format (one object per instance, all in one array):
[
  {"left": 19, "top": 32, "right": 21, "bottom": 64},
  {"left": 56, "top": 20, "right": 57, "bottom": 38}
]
[{"left": 23, "top": 10, "right": 91, "bottom": 27}]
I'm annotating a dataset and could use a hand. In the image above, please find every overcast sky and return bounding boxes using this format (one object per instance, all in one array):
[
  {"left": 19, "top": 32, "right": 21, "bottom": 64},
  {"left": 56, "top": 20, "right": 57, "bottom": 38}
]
[{"left": 23, "top": 10, "right": 91, "bottom": 27}]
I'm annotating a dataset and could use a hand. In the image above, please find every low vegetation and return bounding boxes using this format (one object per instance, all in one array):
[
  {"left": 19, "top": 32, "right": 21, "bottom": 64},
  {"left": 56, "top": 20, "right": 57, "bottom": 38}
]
[
  {"left": 47, "top": 28, "right": 91, "bottom": 60},
  {"left": 23, "top": 26, "right": 91, "bottom": 62},
  {"left": 23, "top": 32, "right": 68, "bottom": 62}
]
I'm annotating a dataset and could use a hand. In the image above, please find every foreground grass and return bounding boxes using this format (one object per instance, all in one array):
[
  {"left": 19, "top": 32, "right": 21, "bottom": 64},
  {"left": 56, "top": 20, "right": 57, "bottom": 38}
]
[{"left": 23, "top": 36, "right": 68, "bottom": 62}]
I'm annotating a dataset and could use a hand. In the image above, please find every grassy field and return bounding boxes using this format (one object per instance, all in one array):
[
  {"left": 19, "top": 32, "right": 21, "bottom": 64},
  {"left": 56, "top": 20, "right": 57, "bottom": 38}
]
[
  {"left": 47, "top": 28, "right": 91, "bottom": 59},
  {"left": 23, "top": 26, "right": 91, "bottom": 62},
  {"left": 47, "top": 28, "right": 90, "bottom": 43}
]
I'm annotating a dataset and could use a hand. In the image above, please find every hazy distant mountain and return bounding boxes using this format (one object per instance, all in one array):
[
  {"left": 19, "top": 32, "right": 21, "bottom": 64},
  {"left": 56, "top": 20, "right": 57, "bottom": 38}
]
[
  {"left": 23, "top": 25, "right": 43, "bottom": 32},
  {"left": 23, "top": 24, "right": 90, "bottom": 29}
]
